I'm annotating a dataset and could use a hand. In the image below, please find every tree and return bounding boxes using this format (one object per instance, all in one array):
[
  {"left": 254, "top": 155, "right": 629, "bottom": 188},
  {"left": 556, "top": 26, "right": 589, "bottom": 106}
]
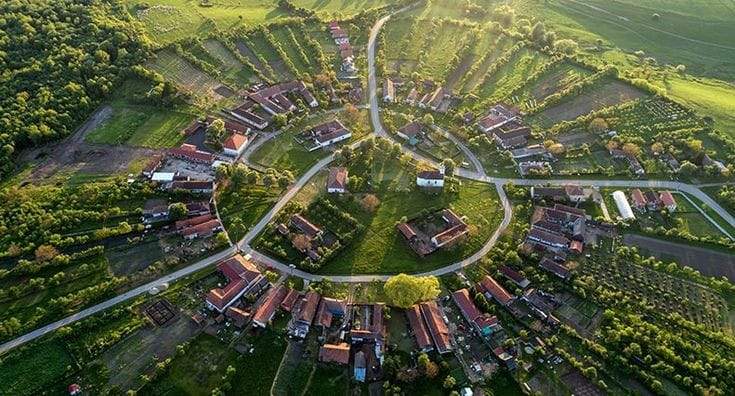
[
  {"left": 35, "top": 245, "right": 59, "bottom": 262},
  {"left": 687, "top": 139, "right": 703, "bottom": 153},
  {"left": 422, "top": 113, "right": 435, "bottom": 126},
  {"left": 207, "top": 119, "right": 226, "bottom": 144},
  {"left": 546, "top": 142, "right": 565, "bottom": 155},
  {"left": 531, "top": 22, "right": 546, "bottom": 43},
  {"left": 383, "top": 274, "right": 440, "bottom": 308},
  {"left": 589, "top": 118, "right": 608, "bottom": 134},
  {"left": 214, "top": 232, "right": 230, "bottom": 247},
  {"left": 168, "top": 202, "right": 188, "bottom": 220},
  {"left": 344, "top": 103, "right": 360, "bottom": 124},
  {"left": 272, "top": 113, "right": 288, "bottom": 128},
  {"left": 553, "top": 39, "right": 578, "bottom": 54},
  {"left": 622, "top": 142, "right": 640, "bottom": 157},
  {"left": 442, "top": 158, "right": 456, "bottom": 177},
  {"left": 360, "top": 194, "right": 380, "bottom": 213},
  {"left": 443, "top": 375, "right": 456, "bottom": 389},
  {"left": 651, "top": 142, "right": 664, "bottom": 154}
]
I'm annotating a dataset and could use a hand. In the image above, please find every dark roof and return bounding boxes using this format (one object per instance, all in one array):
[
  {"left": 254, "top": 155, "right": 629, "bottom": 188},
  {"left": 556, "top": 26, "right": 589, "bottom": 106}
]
[
  {"left": 290, "top": 214, "right": 321, "bottom": 238},
  {"left": 297, "top": 291, "right": 320, "bottom": 324},
  {"left": 539, "top": 257, "right": 570, "bottom": 279},
  {"left": 398, "top": 121, "right": 422, "bottom": 139}
]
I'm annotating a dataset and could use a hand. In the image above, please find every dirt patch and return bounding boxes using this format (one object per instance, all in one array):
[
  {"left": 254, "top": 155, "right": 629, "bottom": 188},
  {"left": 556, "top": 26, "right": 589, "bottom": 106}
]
[
  {"left": 623, "top": 234, "right": 735, "bottom": 281},
  {"left": 560, "top": 369, "right": 603, "bottom": 396},
  {"left": 18, "top": 105, "right": 163, "bottom": 183},
  {"left": 537, "top": 81, "right": 646, "bottom": 126},
  {"left": 103, "top": 315, "right": 200, "bottom": 389}
]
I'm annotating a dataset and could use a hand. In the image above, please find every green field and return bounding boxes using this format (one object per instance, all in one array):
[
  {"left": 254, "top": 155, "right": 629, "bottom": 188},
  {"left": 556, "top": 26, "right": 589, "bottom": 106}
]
[
  {"left": 292, "top": 0, "right": 393, "bottom": 16},
  {"left": 0, "top": 338, "right": 75, "bottom": 396},
  {"left": 85, "top": 79, "right": 194, "bottom": 148},
  {"left": 217, "top": 184, "right": 284, "bottom": 241}
]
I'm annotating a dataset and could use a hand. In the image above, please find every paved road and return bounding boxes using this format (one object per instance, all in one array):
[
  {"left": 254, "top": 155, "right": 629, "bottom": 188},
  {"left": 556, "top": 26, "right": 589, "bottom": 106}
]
[{"left": 0, "top": 247, "right": 236, "bottom": 355}]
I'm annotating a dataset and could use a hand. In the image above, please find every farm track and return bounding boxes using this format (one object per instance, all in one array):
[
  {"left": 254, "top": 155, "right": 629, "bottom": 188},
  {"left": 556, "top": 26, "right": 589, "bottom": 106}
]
[{"left": 3, "top": 2, "right": 735, "bottom": 355}]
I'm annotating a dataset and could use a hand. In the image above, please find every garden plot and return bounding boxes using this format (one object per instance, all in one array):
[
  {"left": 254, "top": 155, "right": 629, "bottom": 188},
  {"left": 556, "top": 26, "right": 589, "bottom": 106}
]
[
  {"left": 524, "top": 62, "right": 594, "bottom": 103},
  {"left": 605, "top": 98, "right": 702, "bottom": 139},
  {"left": 202, "top": 39, "right": 256, "bottom": 85},
  {"left": 444, "top": 27, "right": 498, "bottom": 90},
  {"left": 386, "top": 18, "right": 435, "bottom": 76},
  {"left": 580, "top": 250, "right": 728, "bottom": 330},
  {"left": 268, "top": 25, "right": 313, "bottom": 75},
  {"left": 246, "top": 30, "right": 294, "bottom": 81},
  {"left": 147, "top": 49, "right": 228, "bottom": 100},
  {"left": 532, "top": 80, "right": 647, "bottom": 127},
  {"left": 460, "top": 36, "right": 513, "bottom": 94},
  {"left": 479, "top": 49, "right": 551, "bottom": 104},
  {"left": 415, "top": 21, "right": 466, "bottom": 82},
  {"left": 234, "top": 40, "right": 275, "bottom": 81}
]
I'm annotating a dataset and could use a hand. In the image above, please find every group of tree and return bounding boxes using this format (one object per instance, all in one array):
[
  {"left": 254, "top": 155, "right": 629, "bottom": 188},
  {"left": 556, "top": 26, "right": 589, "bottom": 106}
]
[{"left": 0, "top": 0, "right": 149, "bottom": 177}]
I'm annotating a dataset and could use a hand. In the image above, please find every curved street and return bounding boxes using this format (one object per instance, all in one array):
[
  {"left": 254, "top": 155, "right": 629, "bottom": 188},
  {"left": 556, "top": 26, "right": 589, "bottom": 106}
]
[{"left": 2, "top": 4, "right": 735, "bottom": 355}]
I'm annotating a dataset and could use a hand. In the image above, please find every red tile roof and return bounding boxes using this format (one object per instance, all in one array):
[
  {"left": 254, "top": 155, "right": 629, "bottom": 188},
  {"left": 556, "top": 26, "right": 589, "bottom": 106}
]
[
  {"left": 451, "top": 288, "right": 482, "bottom": 323},
  {"left": 252, "top": 285, "right": 288, "bottom": 326},
  {"left": 480, "top": 275, "right": 513, "bottom": 306},
  {"left": 396, "top": 223, "right": 417, "bottom": 240},
  {"left": 420, "top": 301, "right": 452, "bottom": 354},
  {"left": 327, "top": 167, "right": 348, "bottom": 191},
  {"left": 406, "top": 305, "right": 432, "bottom": 350},
  {"left": 499, "top": 266, "right": 529, "bottom": 288},
  {"left": 206, "top": 255, "right": 262, "bottom": 312},
  {"left": 179, "top": 219, "right": 222, "bottom": 238},
  {"left": 630, "top": 189, "right": 646, "bottom": 208},
  {"left": 660, "top": 191, "right": 676, "bottom": 207},
  {"left": 319, "top": 343, "right": 350, "bottom": 365},
  {"left": 290, "top": 214, "right": 321, "bottom": 238},
  {"left": 223, "top": 133, "right": 248, "bottom": 151},
  {"left": 539, "top": 257, "right": 570, "bottom": 279},
  {"left": 280, "top": 289, "right": 299, "bottom": 312},
  {"left": 175, "top": 214, "right": 215, "bottom": 231},
  {"left": 297, "top": 291, "right": 320, "bottom": 324}
]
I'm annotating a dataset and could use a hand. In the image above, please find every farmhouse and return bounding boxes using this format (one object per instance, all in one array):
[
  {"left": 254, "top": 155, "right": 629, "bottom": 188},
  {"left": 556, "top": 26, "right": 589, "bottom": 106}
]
[
  {"left": 630, "top": 189, "right": 646, "bottom": 211},
  {"left": 493, "top": 123, "right": 532, "bottom": 149},
  {"left": 169, "top": 144, "right": 214, "bottom": 165},
  {"left": 419, "top": 301, "right": 452, "bottom": 354},
  {"left": 416, "top": 169, "right": 444, "bottom": 188},
  {"left": 180, "top": 219, "right": 223, "bottom": 240},
  {"left": 406, "top": 305, "right": 433, "bottom": 352},
  {"left": 539, "top": 257, "right": 570, "bottom": 280},
  {"left": 383, "top": 78, "right": 395, "bottom": 102},
  {"left": 427, "top": 86, "right": 450, "bottom": 112},
  {"left": 477, "top": 104, "right": 520, "bottom": 133},
  {"left": 222, "top": 133, "right": 249, "bottom": 157},
  {"left": 327, "top": 167, "right": 349, "bottom": 194},
  {"left": 319, "top": 343, "right": 350, "bottom": 365},
  {"left": 452, "top": 288, "right": 500, "bottom": 336},
  {"left": 531, "top": 185, "right": 589, "bottom": 203},
  {"left": 349, "top": 303, "right": 386, "bottom": 344},
  {"left": 405, "top": 87, "right": 419, "bottom": 105},
  {"left": 229, "top": 102, "right": 269, "bottom": 130},
  {"left": 479, "top": 275, "right": 514, "bottom": 306},
  {"left": 252, "top": 285, "right": 288, "bottom": 328},
  {"left": 644, "top": 190, "right": 661, "bottom": 211},
  {"left": 526, "top": 227, "right": 570, "bottom": 250},
  {"left": 142, "top": 199, "right": 170, "bottom": 223},
  {"left": 170, "top": 180, "right": 214, "bottom": 194},
  {"left": 304, "top": 120, "right": 352, "bottom": 151},
  {"left": 660, "top": 191, "right": 677, "bottom": 211},
  {"left": 280, "top": 289, "right": 299, "bottom": 312},
  {"left": 252, "top": 80, "right": 319, "bottom": 115},
  {"left": 316, "top": 297, "right": 348, "bottom": 328},
  {"left": 431, "top": 209, "right": 469, "bottom": 248},
  {"left": 206, "top": 255, "right": 266, "bottom": 313},
  {"left": 290, "top": 290, "right": 321, "bottom": 338},
  {"left": 290, "top": 214, "right": 323, "bottom": 239},
  {"left": 499, "top": 265, "right": 530, "bottom": 289},
  {"left": 397, "top": 121, "right": 423, "bottom": 144},
  {"left": 142, "top": 154, "right": 164, "bottom": 178},
  {"left": 225, "top": 306, "right": 250, "bottom": 328},
  {"left": 175, "top": 214, "right": 215, "bottom": 231},
  {"left": 186, "top": 201, "right": 210, "bottom": 216}
]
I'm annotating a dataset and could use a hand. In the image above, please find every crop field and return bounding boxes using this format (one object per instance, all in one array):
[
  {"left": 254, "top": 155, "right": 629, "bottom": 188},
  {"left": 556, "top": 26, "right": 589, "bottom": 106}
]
[
  {"left": 520, "top": 62, "right": 595, "bottom": 104},
  {"left": 0, "top": 338, "right": 74, "bottom": 396},
  {"left": 458, "top": 35, "right": 513, "bottom": 93},
  {"left": 477, "top": 49, "right": 552, "bottom": 104},
  {"left": 581, "top": 247, "right": 728, "bottom": 330},
  {"left": 245, "top": 30, "right": 294, "bottom": 80},
  {"left": 414, "top": 20, "right": 468, "bottom": 82},
  {"left": 147, "top": 49, "right": 228, "bottom": 101},
  {"left": 268, "top": 24, "right": 313, "bottom": 76},
  {"left": 444, "top": 27, "right": 498, "bottom": 90},
  {"left": 201, "top": 39, "right": 257, "bottom": 85},
  {"left": 292, "top": 0, "right": 393, "bottom": 16},
  {"left": 125, "top": 1, "right": 285, "bottom": 45},
  {"left": 530, "top": 79, "right": 647, "bottom": 127}
]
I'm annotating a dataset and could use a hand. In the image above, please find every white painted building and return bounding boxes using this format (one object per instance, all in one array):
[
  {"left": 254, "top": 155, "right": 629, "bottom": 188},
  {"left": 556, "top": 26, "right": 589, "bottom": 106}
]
[{"left": 417, "top": 169, "right": 445, "bottom": 187}]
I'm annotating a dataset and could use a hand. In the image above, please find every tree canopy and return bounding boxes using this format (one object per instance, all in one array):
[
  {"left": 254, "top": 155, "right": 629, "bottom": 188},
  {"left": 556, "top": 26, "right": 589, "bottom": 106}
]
[{"left": 383, "top": 274, "right": 440, "bottom": 308}]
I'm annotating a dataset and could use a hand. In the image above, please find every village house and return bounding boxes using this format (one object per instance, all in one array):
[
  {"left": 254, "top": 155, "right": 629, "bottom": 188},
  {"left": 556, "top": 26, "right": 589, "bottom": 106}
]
[
  {"left": 477, "top": 104, "right": 520, "bottom": 133},
  {"left": 290, "top": 290, "right": 321, "bottom": 338},
  {"left": 406, "top": 305, "right": 433, "bottom": 352},
  {"left": 327, "top": 167, "right": 349, "bottom": 194},
  {"left": 382, "top": 78, "right": 395, "bottom": 102},
  {"left": 419, "top": 301, "right": 452, "bottom": 354},
  {"left": 479, "top": 275, "right": 515, "bottom": 306},
  {"left": 205, "top": 255, "right": 267, "bottom": 313},
  {"left": 644, "top": 190, "right": 661, "bottom": 211},
  {"left": 169, "top": 144, "right": 214, "bottom": 165},
  {"left": 510, "top": 144, "right": 548, "bottom": 160},
  {"left": 222, "top": 133, "right": 249, "bottom": 157},
  {"left": 175, "top": 214, "right": 215, "bottom": 231},
  {"left": 142, "top": 154, "right": 164, "bottom": 178},
  {"left": 319, "top": 342, "right": 350, "bottom": 365},
  {"left": 397, "top": 121, "right": 423, "bottom": 145},
  {"left": 180, "top": 219, "right": 223, "bottom": 240},
  {"left": 526, "top": 227, "right": 570, "bottom": 251},
  {"left": 416, "top": 168, "right": 445, "bottom": 188},
  {"left": 538, "top": 257, "right": 570, "bottom": 280},
  {"left": 252, "top": 285, "right": 288, "bottom": 328},
  {"left": 280, "top": 289, "right": 300, "bottom": 312},
  {"left": 142, "top": 199, "right": 170, "bottom": 223},
  {"left": 452, "top": 288, "right": 501, "bottom": 336},
  {"left": 225, "top": 306, "right": 250, "bottom": 328},
  {"left": 315, "top": 297, "right": 348, "bottom": 329},
  {"left": 405, "top": 87, "right": 419, "bottom": 106},
  {"left": 531, "top": 185, "right": 588, "bottom": 203},
  {"left": 305, "top": 120, "right": 352, "bottom": 151},
  {"left": 290, "top": 214, "right": 323, "bottom": 240},
  {"left": 630, "top": 189, "right": 646, "bottom": 211},
  {"left": 228, "top": 102, "right": 269, "bottom": 130},
  {"left": 660, "top": 191, "right": 677, "bottom": 212},
  {"left": 430, "top": 209, "right": 469, "bottom": 248},
  {"left": 186, "top": 201, "right": 211, "bottom": 216},
  {"left": 499, "top": 265, "right": 530, "bottom": 289}
]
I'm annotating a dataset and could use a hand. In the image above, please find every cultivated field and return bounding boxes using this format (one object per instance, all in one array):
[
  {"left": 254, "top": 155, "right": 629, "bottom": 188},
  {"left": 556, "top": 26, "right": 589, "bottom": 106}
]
[{"left": 147, "top": 49, "right": 229, "bottom": 101}]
